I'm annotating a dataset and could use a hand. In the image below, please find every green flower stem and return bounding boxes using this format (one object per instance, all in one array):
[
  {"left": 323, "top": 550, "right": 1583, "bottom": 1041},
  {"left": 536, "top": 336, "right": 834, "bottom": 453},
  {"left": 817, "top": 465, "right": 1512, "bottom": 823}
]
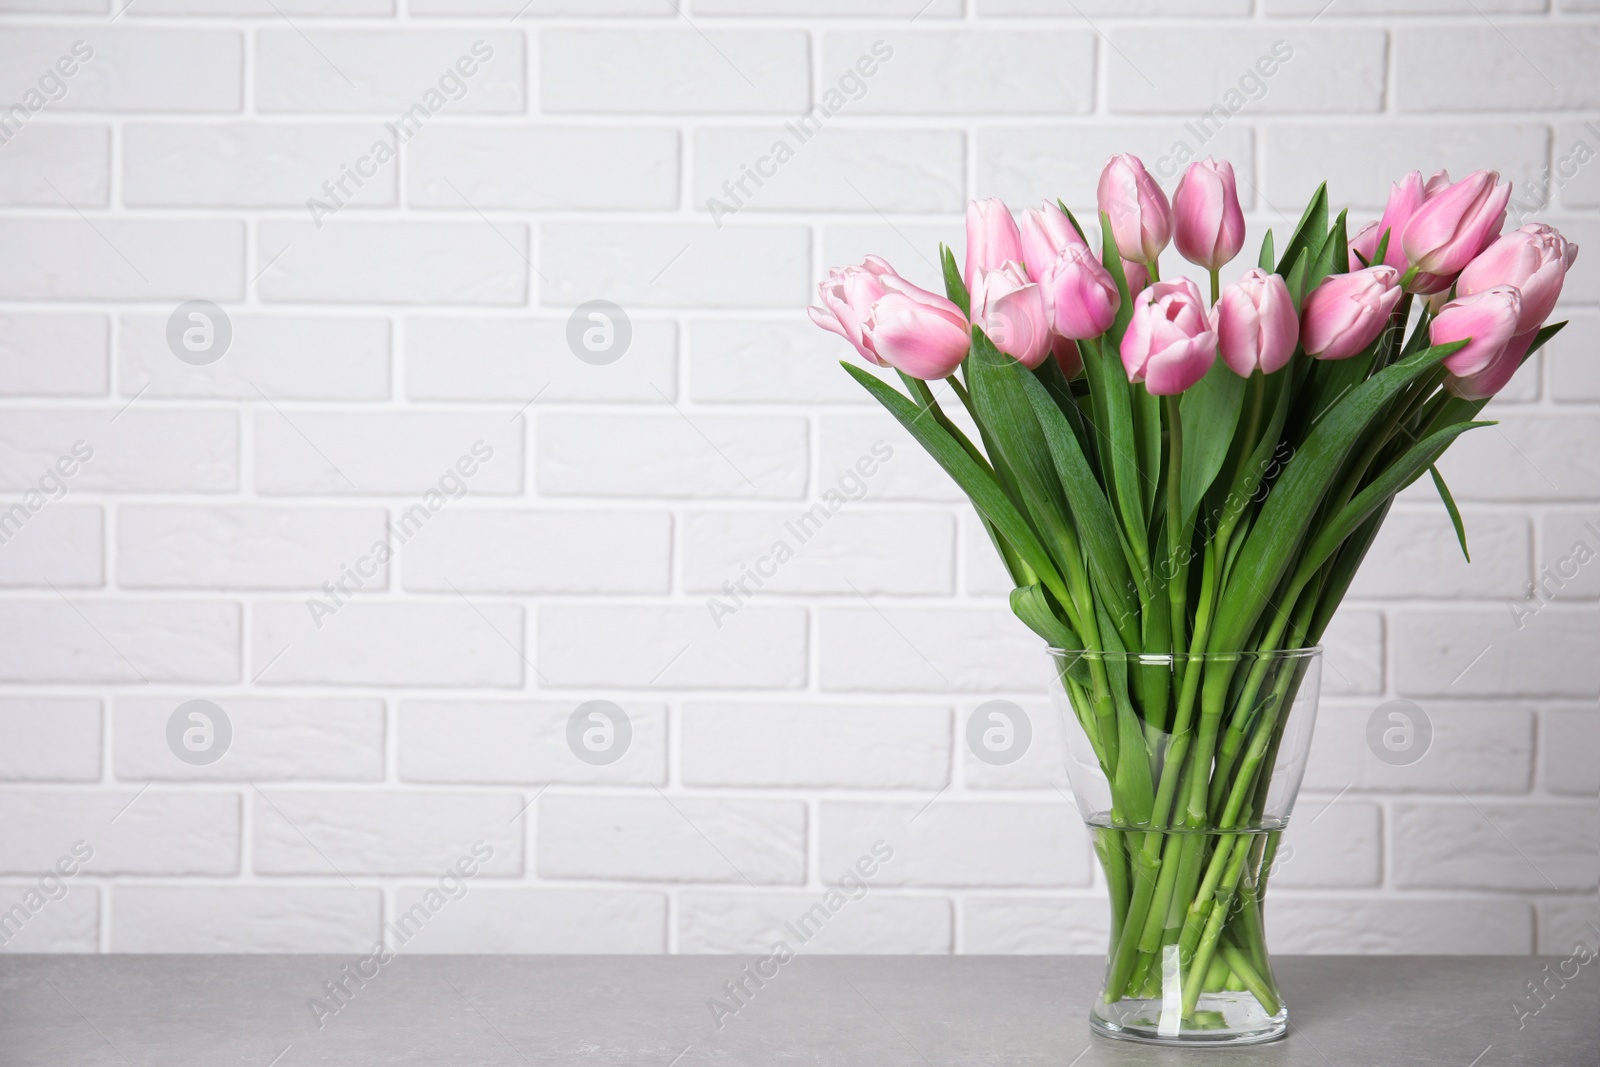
[
  {"left": 1180, "top": 667, "right": 1310, "bottom": 996},
  {"left": 1204, "top": 953, "right": 1230, "bottom": 992},
  {"left": 1103, "top": 836, "right": 1166, "bottom": 1001},
  {"left": 1140, "top": 570, "right": 1173, "bottom": 739},
  {"left": 1135, "top": 831, "right": 1187, "bottom": 952},
  {"left": 1180, "top": 552, "right": 1224, "bottom": 827},
  {"left": 1160, "top": 833, "right": 1209, "bottom": 945},
  {"left": 1209, "top": 373, "right": 1266, "bottom": 557},
  {"left": 1103, "top": 395, "right": 1210, "bottom": 999},
  {"left": 1174, "top": 626, "right": 1318, "bottom": 1009},
  {"left": 1107, "top": 641, "right": 1210, "bottom": 995},
  {"left": 1177, "top": 825, "right": 1246, "bottom": 962},
  {"left": 1057, "top": 551, "right": 1124, "bottom": 780},
  {"left": 1204, "top": 651, "right": 1280, "bottom": 814},
  {"left": 1215, "top": 656, "right": 1298, "bottom": 826},
  {"left": 1237, "top": 832, "right": 1276, "bottom": 974},
  {"left": 1164, "top": 395, "right": 1189, "bottom": 663},
  {"left": 1064, "top": 674, "right": 1111, "bottom": 773},
  {"left": 1220, "top": 937, "right": 1280, "bottom": 1017},
  {"left": 1205, "top": 577, "right": 1324, "bottom": 819},
  {"left": 1096, "top": 828, "right": 1132, "bottom": 948},
  {"left": 1181, "top": 831, "right": 1252, "bottom": 1015},
  {"left": 1209, "top": 268, "right": 1221, "bottom": 306},
  {"left": 1084, "top": 668, "right": 1121, "bottom": 780},
  {"left": 1127, "top": 948, "right": 1158, "bottom": 999}
]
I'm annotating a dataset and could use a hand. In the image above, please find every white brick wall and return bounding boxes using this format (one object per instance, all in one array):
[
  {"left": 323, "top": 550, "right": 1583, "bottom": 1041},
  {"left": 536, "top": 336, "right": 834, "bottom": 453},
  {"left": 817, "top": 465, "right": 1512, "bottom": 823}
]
[{"left": 0, "top": 2, "right": 1593, "bottom": 959}]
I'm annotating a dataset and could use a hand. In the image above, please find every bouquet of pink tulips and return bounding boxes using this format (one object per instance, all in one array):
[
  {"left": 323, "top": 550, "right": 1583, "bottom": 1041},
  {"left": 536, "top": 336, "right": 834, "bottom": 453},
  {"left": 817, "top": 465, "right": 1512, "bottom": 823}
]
[{"left": 809, "top": 154, "right": 1576, "bottom": 1025}]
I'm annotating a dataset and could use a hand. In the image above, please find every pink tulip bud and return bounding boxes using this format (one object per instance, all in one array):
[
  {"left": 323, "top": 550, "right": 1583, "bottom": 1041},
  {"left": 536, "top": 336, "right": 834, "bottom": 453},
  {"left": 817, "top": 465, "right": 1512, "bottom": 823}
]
[
  {"left": 1120, "top": 278, "right": 1217, "bottom": 395},
  {"left": 1445, "top": 327, "right": 1536, "bottom": 401},
  {"left": 965, "top": 198, "right": 1025, "bottom": 291},
  {"left": 970, "top": 262, "right": 1052, "bottom": 369},
  {"left": 1349, "top": 220, "right": 1382, "bottom": 270},
  {"left": 1121, "top": 257, "right": 1150, "bottom": 296},
  {"left": 807, "top": 255, "right": 896, "bottom": 365},
  {"left": 1038, "top": 244, "right": 1121, "bottom": 340},
  {"left": 1053, "top": 336, "right": 1084, "bottom": 380},
  {"left": 1402, "top": 169, "right": 1510, "bottom": 279},
  {"left": 1214, "top": 269, "right": 1299, "bottom": 377},
  {"left": 1431, "top": 286, "right": 1523, "bottom": 379},
  {"left": 864, "top": 275, "right": 973, "bottom": 380},
  {"left": 1346, "top": 173, "right": 1450, "bottom": 292},
  {"left": 1376, "top": 171, "right": 1427, "bottom": 270},
  {"left": 1378, "top": 170, "right": 1469, "bottom": 293},
  {"left": 808, "top": 257, "right": 971, "bottom": 380},
  {"left": 1019, "top": 201, "right": 1088, "bottom": 282},
  {"left": 1300, "top": 265, "right": 1403, "bottom": 360},
  {"left": 1097, "top": 154, "right": 1172, "bottom": 266},
  {"left": 1172, "top": 158, "right": 1246, "bottom": 273},
  {"left": 1455, "top": 223, "right": 1579, "bottom": 335}
]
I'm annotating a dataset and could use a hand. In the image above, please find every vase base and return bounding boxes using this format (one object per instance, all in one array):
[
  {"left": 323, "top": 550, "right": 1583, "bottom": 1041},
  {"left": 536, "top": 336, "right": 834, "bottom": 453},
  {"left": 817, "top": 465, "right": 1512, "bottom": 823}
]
[{"left": 1090, "top": 992, "right": 1287, "bottom": 1046}]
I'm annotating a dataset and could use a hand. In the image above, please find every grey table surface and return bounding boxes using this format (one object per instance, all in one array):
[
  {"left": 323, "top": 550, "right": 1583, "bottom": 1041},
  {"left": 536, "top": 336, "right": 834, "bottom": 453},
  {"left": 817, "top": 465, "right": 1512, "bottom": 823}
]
[{"left": 0, "top": 955, "right": 1594, "bottom": 1067}]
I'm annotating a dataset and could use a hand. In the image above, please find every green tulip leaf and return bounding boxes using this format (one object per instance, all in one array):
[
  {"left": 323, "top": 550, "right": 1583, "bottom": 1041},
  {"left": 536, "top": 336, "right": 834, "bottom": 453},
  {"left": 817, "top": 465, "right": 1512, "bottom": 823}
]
[
  {"left": 1098, "top": 211, "right": 1137, "bottom": 343},
  {"left": 1010, "top": 583, "right": 1080, "bottom": 650},
  {"left": 1018, "top": 364, "right": 1144, "bottom": 629},
  {"left": 940, "top": 243, "right": 969, "bottom": 317},
  {"left": 1276, "top": 181, "right": 1328, "bottom": 281},
  {"left": 1299, "top": 420, "right": 1490, "bottom": 583},
  {"left": 1429, "top": 464, "right": 1470, "bottom": 562},
  {"left": 1078, "top": 324, "right": 1149, "bottom": 573},
  {"left": 842, "top": 362, "right": 1073, "bottom": 608},
  {"left": 1210, "top": 337, "right": 1469, "bottom": 652},
  {"left": 965, "top": 329, "right": 1101, "bottom": 612},
  {"left": 1307, "top": 503, "right": 1389, "bottom": 644},
  {"left": 1371, "top": 227, "right": 1392, "bottom": 269},
  {"left": 1179, "top": 358, "right": 1248, "bottom": 530}
]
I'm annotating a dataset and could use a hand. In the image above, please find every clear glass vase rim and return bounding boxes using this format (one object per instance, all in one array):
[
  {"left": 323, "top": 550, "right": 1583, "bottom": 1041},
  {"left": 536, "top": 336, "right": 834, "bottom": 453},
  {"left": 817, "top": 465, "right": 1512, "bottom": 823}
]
[{"left": 1045, "top": 645, "right": 1322, "bottom": 663}]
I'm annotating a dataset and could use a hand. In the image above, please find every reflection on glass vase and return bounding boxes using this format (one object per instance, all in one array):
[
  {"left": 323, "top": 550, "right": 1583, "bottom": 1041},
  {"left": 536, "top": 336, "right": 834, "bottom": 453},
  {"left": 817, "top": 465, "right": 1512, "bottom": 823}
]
[{"left": 1047, "top": 646, "right": 1322, "bottom": 1046}]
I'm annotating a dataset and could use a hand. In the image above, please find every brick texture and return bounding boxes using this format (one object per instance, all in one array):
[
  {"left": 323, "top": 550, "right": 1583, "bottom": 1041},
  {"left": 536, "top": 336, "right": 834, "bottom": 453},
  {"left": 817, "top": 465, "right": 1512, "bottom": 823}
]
[{"left": 0, "top": 4, "right": 1592, "bottom": 958}]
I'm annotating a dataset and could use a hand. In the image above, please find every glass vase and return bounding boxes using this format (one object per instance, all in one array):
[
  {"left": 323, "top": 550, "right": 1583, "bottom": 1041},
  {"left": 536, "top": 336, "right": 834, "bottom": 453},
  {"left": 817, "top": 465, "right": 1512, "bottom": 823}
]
[{"left": 1047, "top": 646, "right": 1321, "bottom": 1046}]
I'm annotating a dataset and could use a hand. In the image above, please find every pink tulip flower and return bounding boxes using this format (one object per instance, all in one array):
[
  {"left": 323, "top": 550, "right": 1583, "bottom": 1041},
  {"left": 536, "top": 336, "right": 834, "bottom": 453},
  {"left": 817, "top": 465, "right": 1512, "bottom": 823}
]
[
  {"left": 971, "top": 262, "right": 1052, "bottom": 368},
  {"left": 1120, "top": 278, "right": 1217, "bottom": 395},
  {"left": 807, "top": 255, "right": 896, "bottom": 365},
  {"left": 1446, "top": 327, "right": 1536, "bottom": 401},
  {"left": 1349, "top": 220, "right": 1382, "bottom": 270},
  {"left": 1393, "top": 171, "right": 1465, "bottom": 292},
  {"left": 1300, "top": 265, "right": 1403, "bottom": 360},
  {"left": 1402, "top": 170, "right": 1510, "bottom": 279},
  {"left": 808, "top": 258, "right": 971, "bottom": 380},
  {"left": 1172, "top": 158, "right": 1246, "bottom": 273},
  {"left": 1121, "top": 257, "right": 1150, "bottom": 295},
  {"left": 1431, "top": 286, "right": 1523, "bottom": 379},
  {"left": 1350, "top": 172, "right": 1455, "bottom": 291},
  {"left": 865, "top": 276, "right": 974, "bottom": 380},
  {"left": 1038, "top": 244, "right": 1121, "bottom": 340},
  {"left": 1377, "top": 171, "right": 1427, "bottom": 269},
  {"left": 1097, "top": 154, "right": 1172, "bottom": 266},
  {"left": 1019, "top": 201, "right": 1088, "bottom": 282},
  {"left": 965, "top": 198, "right": 1025, "bottom": 291},
  {"left": 1454, "top": 223, "right": 1579, "bottom": 334},
  {"left": 1214, "top": 269, "right": 1299, "bottom": 376},
  {"left": 1053, "top": 336, "right": 1084, "bottom": 380}
]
